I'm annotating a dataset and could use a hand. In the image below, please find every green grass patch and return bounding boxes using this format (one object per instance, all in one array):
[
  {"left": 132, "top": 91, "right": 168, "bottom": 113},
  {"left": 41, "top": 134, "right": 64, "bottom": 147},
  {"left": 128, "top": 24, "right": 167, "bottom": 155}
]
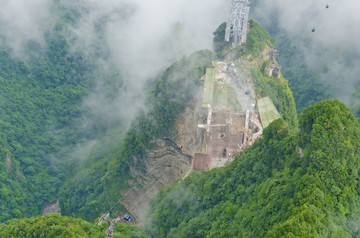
[
  {"left": 202, "top": 68, "right": 216, "bottom": 107},
  {"left": 213, "top": 81, "right": 228, "bottom": 106},
  {"left": 227, "top": 86, "right": 241, "bottom": 111},
  {"left": 257, "top": 96, "right": 282, "bottom": 128}
]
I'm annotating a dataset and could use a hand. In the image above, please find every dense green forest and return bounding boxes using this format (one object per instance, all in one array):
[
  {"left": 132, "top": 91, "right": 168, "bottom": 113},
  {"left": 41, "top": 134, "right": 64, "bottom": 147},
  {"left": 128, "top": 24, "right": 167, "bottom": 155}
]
[
  {"left": 245, "top": 20, "right": 275, "bottom": 58},
  {"left": 2, "top": 1, "right": 360, "bottom": 236},
  {"left": 0, "top": 1, "right": 219, "bottom": 227},
  {"left": 0, "top": 213, "right": 146, "bottom": 238},
  {"left": 0, "top": 20, "right": 92, "bottom": 222},
  {"left": 0, "top": 41, "right": 215, "bottom": 236},
  {"left": 0, "top": 13, "right": 301, "bottom": 236},
  {"left": 146, "top": 100, "right": 360, "bottom": 237},
  {"left": 0, "top": 3, "right": 127, "bottom": 222}
]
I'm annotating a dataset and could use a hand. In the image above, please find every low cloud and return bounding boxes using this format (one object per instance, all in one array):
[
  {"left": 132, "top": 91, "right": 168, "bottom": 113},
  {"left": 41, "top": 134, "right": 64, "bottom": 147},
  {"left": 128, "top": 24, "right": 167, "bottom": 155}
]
[
  {"left": 0, "top": 0, "right": 54, "bottom": 56},
  {"left": 60, "top": 0, "right": 227, "bottom": 126},
  {"left": 0, "top": 0, "right": 228, "bottom": 158},
  {"left": 253, "top": 0, "right": 360, "bottom": 104}
]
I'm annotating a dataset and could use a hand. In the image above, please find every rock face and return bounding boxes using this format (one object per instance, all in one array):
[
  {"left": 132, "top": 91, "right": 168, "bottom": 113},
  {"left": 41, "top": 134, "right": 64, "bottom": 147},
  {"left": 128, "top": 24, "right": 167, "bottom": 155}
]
[
  {"left": 123, "top": 139, "right": 191, "bottom": 221},
  {"left": 120, "top": 88, "right": 203, "bottom": 223},
  {"left": 42, "top": 200, "right": 60, "bottom": 216},
  {"left": 6, "top": 155, "right": 12, "bottom": 171}
]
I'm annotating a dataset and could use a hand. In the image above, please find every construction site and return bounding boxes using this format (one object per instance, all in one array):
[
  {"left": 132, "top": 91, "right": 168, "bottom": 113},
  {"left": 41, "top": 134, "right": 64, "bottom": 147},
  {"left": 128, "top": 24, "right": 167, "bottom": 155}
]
[
  {"left": 191, "top": 0, "right": 281, "bottom": 171},
  {"left": 193, "top": 60, "right": 280, "bottom": 170}
]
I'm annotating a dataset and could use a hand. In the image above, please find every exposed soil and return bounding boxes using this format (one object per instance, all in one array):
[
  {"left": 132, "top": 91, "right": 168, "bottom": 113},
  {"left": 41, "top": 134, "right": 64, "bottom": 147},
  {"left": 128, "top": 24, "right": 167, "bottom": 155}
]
[
  {"left": 6, "top": 154, "right": 12, "bottom": 170},
  {"left": 42, "top": 200, "right": 60, "bottom": 216},
  {"left": 119, "top": 85, "right": 204, "bottom": 223}
]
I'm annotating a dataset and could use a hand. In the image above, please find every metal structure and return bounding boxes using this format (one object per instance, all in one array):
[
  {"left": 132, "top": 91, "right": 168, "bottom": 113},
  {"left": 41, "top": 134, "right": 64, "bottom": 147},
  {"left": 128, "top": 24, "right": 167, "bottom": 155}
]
[
  {"left": 225, "top": 0, "right": 250, "bottom": 46},
  {"left": 98, "top": 213, "right": 122, "bottom": 238}
]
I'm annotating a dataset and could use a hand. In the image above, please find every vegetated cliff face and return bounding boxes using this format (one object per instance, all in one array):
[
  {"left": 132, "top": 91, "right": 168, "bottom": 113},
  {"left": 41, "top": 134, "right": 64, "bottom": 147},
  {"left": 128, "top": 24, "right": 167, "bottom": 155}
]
[{"left": 122, "top": 91, "right": 204, "bottom": 222}]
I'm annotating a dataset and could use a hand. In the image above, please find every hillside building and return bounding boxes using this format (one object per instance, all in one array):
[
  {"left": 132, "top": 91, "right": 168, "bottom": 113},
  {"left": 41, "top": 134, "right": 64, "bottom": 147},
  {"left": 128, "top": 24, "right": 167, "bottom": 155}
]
[{"left": 264, "top": 61, "right": 281, "bottom": 79}]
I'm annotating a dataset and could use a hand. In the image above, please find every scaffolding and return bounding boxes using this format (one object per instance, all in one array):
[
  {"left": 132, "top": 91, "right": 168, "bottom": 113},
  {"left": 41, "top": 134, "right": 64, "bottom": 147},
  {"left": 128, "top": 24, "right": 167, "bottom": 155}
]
[{"left": 225, "top": 0, "right": 250, "bottom": 46}]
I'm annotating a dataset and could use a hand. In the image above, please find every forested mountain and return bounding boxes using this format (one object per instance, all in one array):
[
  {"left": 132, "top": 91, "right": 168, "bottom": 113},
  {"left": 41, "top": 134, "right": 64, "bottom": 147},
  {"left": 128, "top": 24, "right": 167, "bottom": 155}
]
[
  {"left": 59, "top": 49, "right": 216, "bottom": 221},
  {"left": 0, "top": 2, "right": 129, "bottom": 222},
  {"left": 143, "top": 21, "right": 360, "bottom": 237},
  {"left": 147, "top": 99, "right": 360, "bottom": 237},
  {"left": 0, "top": 15, "right": 93, "bottom": 221},
  {"left": 0, "top": 0, "right": 216, "bottom": 229},
  {"left": 1, "top": 1, "right": 360, "bottom": 237}
]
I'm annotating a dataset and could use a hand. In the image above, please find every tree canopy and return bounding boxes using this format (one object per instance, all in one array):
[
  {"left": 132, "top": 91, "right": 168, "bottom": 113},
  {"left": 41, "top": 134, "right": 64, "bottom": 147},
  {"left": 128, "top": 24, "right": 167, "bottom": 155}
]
[{"left": 0, "top": 213, "right": 147, "bottom": 238}]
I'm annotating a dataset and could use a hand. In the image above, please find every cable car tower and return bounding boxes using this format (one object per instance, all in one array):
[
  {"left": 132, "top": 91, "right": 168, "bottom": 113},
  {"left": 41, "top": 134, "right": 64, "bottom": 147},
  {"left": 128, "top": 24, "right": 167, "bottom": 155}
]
[{"left": 225, "top": 0, "right": 250, "bottom": 46}]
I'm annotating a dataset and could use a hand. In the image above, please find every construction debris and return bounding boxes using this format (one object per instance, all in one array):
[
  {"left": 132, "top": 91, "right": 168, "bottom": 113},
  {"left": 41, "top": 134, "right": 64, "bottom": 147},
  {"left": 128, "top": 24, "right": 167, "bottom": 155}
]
[{"left": 194, "top": 60, "right": 262, "bottom": 170}]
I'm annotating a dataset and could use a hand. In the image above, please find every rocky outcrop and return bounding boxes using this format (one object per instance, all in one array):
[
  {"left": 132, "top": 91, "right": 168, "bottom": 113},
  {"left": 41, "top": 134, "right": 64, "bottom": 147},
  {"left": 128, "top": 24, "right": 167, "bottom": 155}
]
[
  {"left": 42, "top": 200, "right": 60, "bottom": 216},
  {"left": 119, "top": 87, "right": 203, "bottom": 223},
  {"left": 6, "top": 154, "right": 12, "bottom": 171}
]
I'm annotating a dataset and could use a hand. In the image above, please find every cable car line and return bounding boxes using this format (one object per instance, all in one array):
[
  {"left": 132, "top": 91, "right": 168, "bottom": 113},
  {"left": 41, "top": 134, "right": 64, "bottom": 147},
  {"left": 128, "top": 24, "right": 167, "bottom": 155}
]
[{"left": 86, "top": 155, "right": 169, "bottom": 235}]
